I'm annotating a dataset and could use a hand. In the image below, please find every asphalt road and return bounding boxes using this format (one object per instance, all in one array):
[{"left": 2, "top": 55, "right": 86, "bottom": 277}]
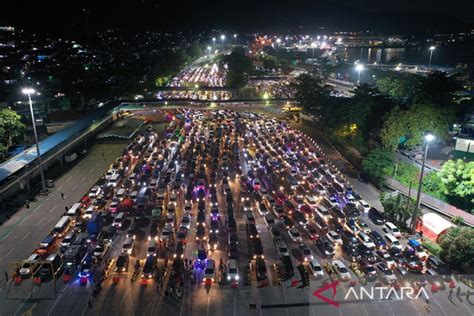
[{"left": 0, "top": 141, "right": 128, "bottom": 316}]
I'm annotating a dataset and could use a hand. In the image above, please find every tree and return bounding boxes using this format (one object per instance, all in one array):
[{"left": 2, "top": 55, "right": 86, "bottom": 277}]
[
  {"left": 415, "top": 72, "right": 462, "bottom": 106},
  {"left": 186, "top": 42, "right": 202, "bottom": 59},
  {"left": 438, "top": 227, "right": 474, "bottom": 269},
  {"left": 0, "top": 108, "right": 25, "bottom": 159},
  {"left": 290, "top": 73, "right": 333, "bottom": 118},
  {"left": 223, "top": 48, "right": 253, "bottom": 89},
  {"left": 362, "top": 148, "right": 394, "bottom": 183},
  {"left": 381, "top": 193, "right": 414, "bottom": 229},
  {"left": 376, "top": 73, "right": 421, "bottom": 100},
  {"left": 262, "top": 55, "right": 278, "bottom": 70},
  {"left": 438, "top": 160, "right": 474, "bottom": 212},
  {"left": 380, "top": 103, "right": 453, "bottom": 151}
]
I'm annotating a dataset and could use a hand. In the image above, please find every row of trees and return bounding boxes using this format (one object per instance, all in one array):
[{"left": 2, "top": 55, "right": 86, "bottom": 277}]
[{"left": 222, "top": 47, "right": 254, "bottom": 89}]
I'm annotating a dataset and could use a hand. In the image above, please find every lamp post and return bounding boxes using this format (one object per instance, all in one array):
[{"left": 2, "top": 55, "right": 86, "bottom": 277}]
[
  {"left": 22, "top": 88, "right": 47, "bottom": 193},
  {"left": 276, "top": 38, "right": 281, "bottom": 46},
  {"left": 311, "top": 42, "right": 317, "bottom": 59},
  {"left": 207, "top": 46, "right": 212, "bottom": 56},
  {"left": 220, "top": 34, "right": 225, "bottom": 48},
  {"left": 212, "top": 37, "right": 216, "bottom": 49},
  {"left": 233, "top": 34, "right": 237, "bottom": 45},
  {"left": 355, "top": 64, "right": 364, "bottom": 84},
  {"left": 410, "top": 133, "right": 435, "bottom": 233},
  {"left": 428, "top": 46, "right": 435, "bottom": 68}
]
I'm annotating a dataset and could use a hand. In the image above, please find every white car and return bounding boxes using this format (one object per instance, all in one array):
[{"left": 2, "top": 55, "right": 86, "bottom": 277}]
[
  {"left": 333, "top": 260, "right": 351, "bottom": 281},
  {"left": 184, "top": 201, "right": 192, "bottom": 213},
  {"left": 84, "top": 206, "right": 94, "bottom": 219},
  {"left": 160, "top": 224, "right": 173, "bottom": 242},
  {"left": 288, "top": 227, "right": 303, "bottom": 242},
  {"left": 227, "top": 259, "right": 240, "bottom": 282},
  {"left": 357, "top": 232, "right": 376, "bottom": 249},
  {"left": 326, "top": 230, "right": 342, "bottom": 245},
  {"left": 357, "top": 200, "right": 371, "bottom": 213},
  {"left": 383, "top": 222, "right": 402, "bottom": 238},
  {"left": 89, "top": 185, "right": 102, "bottom": 198},
  {"left": 308, "top": 258, "right": 324, "bottom": 277}
]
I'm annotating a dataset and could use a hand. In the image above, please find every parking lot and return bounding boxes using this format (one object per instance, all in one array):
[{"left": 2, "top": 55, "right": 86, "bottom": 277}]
[{"left": 4, "top": 109, "right": 474, "bottom": 316}]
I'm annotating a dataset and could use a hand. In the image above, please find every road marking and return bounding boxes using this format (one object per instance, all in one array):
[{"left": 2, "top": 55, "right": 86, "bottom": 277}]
[
  {"left": 4, "top": 247, "right": 15, "bottom": 258},
  {"left": 57, "top": 185, "right": 63, "bottom": 191},
  {"left": 80, "top": 176, "right": 86, "bottom": 182},
  {"left": 206, "top": 296, "right": 211, "bottom": 316},
  {"left": 433, "top": 298, "right": 447, "bottom": 316},
  {"left": 66, "top": 176, "right": 73, "bottom": 183},
  {"left": 50, "top": 205, "right": 58, "bottom": 213},
  {"left": 21, "top": 232, "right": 31, "bottom": 240},
  {"left": 89, "top": 169, "right": 95, "bottom": 174},
  {"left": 21, "top": 303, "right": 36, "bottom": 316},
  {"left": 72, "top": 185, "right": 78, "bottom": 191},
  {"left": 38, "top": 217, "right": 46, "bottom": 224}
]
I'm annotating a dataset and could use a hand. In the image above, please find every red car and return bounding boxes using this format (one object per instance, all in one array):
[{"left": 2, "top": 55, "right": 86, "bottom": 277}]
[
  {"left": 304, "top": 223, "right": 319, "bottom": 240},
  {"left": 299, "top": 204, "right": 313, "bottom": 219},
  {"left": 81, "top": 196, "right": 92, "bottom": 208}
]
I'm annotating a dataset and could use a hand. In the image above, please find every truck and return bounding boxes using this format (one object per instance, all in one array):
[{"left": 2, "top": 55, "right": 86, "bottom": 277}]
[{"left": 87, "top": 213, "right": 103, "bottom": 238}]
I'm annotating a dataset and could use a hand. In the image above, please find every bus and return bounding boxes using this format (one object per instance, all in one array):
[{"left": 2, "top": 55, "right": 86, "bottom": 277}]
[
  {"left": 66, "top": 203, "right": 82, "bottom": 217},
  {"left": 53, "top": 216, "right": 72, "bottom": 238}
]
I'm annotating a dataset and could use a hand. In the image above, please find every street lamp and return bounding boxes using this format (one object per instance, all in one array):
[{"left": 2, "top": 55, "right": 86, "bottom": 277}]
[
  {"left": 428, "top": 46, "right": 435, "bottom": 67},
  {"left": 207, "top": 46, "right": 212, "bottom": 55},
  {"left": 311, "top": 42, "right": 317, "bottom": 59},
  {"left": 220, "top": 34, "right": 225, "bottom": 48},
  {"left": 233, "top": 34, "right": 237, "bottom": 45},
  {"left": 22, "top": 88, "right": 47, "bottom": 193},
  {"left": 355, "top": 64, "right": 364, "bottom": 84},
  {"left": 276, "top": 38, "right": 281, "bottom": 46},
  {"left": 212, "top": 37, "right": 216, "bottom": 49},
  {"left": 410, "top": 133, "right": 435, "bottom": 233}
]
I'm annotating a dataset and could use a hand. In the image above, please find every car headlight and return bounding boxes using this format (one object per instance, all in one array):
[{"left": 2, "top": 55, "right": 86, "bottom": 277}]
[{"left": 227, "top": 276, "right": 231, "bottom": 280}]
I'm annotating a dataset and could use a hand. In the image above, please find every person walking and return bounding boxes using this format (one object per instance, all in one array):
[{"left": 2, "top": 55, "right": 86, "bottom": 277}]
[
  {"left": 65, "top": 206, "right": 68, "bottom": 212},
  {"left": 61, "top": 192, "right": 65, "bottom": 199}
]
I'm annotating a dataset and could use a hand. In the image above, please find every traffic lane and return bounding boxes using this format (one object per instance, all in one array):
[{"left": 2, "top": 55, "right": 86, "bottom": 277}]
[{"left": 0, "top": 143, "right": 126, "bottom": 272}]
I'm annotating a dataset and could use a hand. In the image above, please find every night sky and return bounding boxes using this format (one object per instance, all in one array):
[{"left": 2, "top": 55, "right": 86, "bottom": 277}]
[{"left": 1, "top": 0, "right": 473, "bottom": 34}]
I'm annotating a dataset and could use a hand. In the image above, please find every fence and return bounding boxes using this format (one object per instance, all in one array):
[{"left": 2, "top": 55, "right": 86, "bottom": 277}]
[{"left": 385, "top": 178, "right": 474, "bottom": 227}]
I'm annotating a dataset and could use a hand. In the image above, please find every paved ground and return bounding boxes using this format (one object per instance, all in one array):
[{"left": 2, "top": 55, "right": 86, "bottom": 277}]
[{"left": 0, "top": 141, "right": 128, "bottom": 316}]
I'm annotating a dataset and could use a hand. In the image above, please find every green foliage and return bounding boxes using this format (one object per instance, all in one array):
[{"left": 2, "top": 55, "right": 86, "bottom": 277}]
[
  {"left": 438, "top": 227, "right": 474, "bottom": 269},
  {"left": 422, "top": 171, "right": 446, "bottom": 201},
  {"left": 186, "top": 42, "right": 202, "bottom": 59},
  {"left": 451, "top": 216, "right": 464, "bottom": 225},
  {"left": 154, "top": 76, "right": 170, "bottom": 88},
  {"left": 262, "top": 55, "right": 278, "bottom": 70},
  {"left": 438, "top": 160, "right": 474, "bottom": 211},
  {"left": 362, "top": 148, "right": 394, "bottom": 183},
  {"left": 380, "top": 103, "right": 453, "bottom": 151},
  {"left": 393, "top": 161, "right": 419, "bottom": 186},
  {"left": 223, "top": 48, "right": 253, "bottom": 89},
  {"left": 152, "top": 49, "right": 190, "bottom": 81},
  {"left": 0, "top": 108, "right": 25, "bottom": 162},
  {"left": 290, "top": 73, "right": 333, "bottom": 117},
  {"left": 415, "top": 72, "right": 462, "bottom": 106},
  {"left": 376, "top": 73, "right": 421, "bottom": 99},
  {"left": 421, "top": 240, "right": 442, "bottom": 257},
  {"left": 381, "top": 193, "right": 415, "bottom": 229}
]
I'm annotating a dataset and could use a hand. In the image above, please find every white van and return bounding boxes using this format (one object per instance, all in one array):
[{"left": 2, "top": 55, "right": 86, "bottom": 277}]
[
  {"left": 66, "top": 203, "right": 82, "bottom": 217},
  {"left": 108, "top": 174, "right": 120, "bottom": 187},
  {"left": 113, "top": 212, "right": 126, "bottom": 228},
  {"left": 84, "top": 206, "right": 95, "bottom": 219},
  {"left": 147, "top": 240, "right": 157, "bottom": 257},
  {"left": 122, "top": 236, "right": 134, "bottom": 254},
  {"left": 384, "top": 233, "right": 402, "bottom": 251},
  {"left": 204, "top": 259, "right": 216, "bottom": 281},
  {"left": 383, "top": 222, "right": 401, "bottom": 238},
  {"left": 116, "top": 188, "right": 126, "bottom": 199},
  {"left": 357, "top": 232, "right": 376, "bottom": 249},
  {"left": 227, "top": 259, "right": 239, "bottom": 281}
]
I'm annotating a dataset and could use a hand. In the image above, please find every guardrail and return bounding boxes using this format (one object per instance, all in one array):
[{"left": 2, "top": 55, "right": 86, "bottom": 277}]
[{"left": 385, "top": 178, "right": 474, "bottom": 227}]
